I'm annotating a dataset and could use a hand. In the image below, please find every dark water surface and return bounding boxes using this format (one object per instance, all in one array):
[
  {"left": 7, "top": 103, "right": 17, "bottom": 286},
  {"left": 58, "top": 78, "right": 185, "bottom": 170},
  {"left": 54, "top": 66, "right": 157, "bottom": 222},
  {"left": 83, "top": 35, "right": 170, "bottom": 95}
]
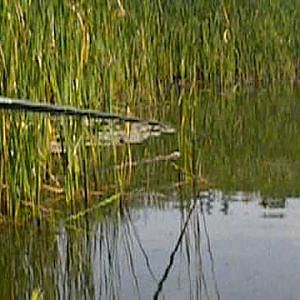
[{"left": 2, "top": 88, "right": 300, "bottom": 299}]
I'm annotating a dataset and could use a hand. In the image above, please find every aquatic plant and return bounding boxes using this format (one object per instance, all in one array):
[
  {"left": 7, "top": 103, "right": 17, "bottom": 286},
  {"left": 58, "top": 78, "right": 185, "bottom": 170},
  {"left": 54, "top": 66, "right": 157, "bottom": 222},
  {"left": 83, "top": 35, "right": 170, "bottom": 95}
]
[{"left": 0, "top": 0, "right": 300, "bottom": 219}]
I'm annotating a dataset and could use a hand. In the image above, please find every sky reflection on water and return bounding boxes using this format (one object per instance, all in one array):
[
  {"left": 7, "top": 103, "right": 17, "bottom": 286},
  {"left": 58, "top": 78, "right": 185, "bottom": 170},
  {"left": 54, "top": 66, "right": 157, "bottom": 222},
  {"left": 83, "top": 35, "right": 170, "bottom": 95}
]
[
  {"left": 2, "top": 185, "right": 300, "bottom": 299},
  {"left": 46, "top": 191, "right": 300, "bottom": 300}
]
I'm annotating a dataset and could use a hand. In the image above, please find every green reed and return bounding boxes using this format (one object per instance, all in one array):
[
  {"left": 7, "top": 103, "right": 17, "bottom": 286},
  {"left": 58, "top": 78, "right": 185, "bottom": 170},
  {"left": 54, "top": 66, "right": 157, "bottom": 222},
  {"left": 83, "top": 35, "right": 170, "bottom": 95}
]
[
  {"left": 1, "top": 1, "right": 299, "bottom": 105},
  {"left": 0, "top": 0, "right": 300, "bottom": 219},
  {"left": 183, "top": 88, "right": 300, "bottom": 196}
]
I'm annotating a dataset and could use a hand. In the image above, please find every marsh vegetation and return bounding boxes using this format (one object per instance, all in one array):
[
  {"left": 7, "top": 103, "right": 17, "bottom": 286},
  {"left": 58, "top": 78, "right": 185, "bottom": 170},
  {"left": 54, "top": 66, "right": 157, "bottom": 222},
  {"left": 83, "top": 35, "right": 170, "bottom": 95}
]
[
  {"left": 0, "top": 0, "right": 299, "bottom": 219},
  {"left": 1, "top": 1, "right": 300, "bottom": 298}
]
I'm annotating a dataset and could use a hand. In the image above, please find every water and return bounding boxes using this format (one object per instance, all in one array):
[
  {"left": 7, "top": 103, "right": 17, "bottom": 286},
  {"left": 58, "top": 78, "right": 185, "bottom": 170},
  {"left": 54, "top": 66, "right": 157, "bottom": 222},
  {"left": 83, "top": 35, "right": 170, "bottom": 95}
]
[
  {"left": 2, "top": 190, "right": 300, "bottom": 299},
  {"left": 2, "top": 88, "right": 300, "bottom": 299}
]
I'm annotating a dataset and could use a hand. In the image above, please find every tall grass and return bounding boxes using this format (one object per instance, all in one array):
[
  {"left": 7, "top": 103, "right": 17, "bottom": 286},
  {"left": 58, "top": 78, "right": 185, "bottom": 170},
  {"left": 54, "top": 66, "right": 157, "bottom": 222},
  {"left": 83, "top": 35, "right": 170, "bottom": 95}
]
[
  {"left": 1, "top": 1, "right": 299, "bottom": 105},
  {"left": 0, "top": 0, "right": 300, "bottom": 219}
]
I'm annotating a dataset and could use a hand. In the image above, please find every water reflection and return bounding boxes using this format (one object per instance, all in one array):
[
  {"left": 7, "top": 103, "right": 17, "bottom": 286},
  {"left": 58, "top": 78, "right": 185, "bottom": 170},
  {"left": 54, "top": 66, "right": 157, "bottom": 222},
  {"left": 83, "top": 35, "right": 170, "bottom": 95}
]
[{"left": 2, "top": 190, "right": 300, "bottom": 299}]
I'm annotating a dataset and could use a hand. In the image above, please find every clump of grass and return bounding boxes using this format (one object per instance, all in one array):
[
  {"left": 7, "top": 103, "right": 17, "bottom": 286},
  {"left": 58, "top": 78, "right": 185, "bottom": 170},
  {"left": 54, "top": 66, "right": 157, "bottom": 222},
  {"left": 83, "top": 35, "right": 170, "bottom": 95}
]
[
  {"left": 1, "top": 1, "right": 299, "bottom": 105},
  {"left": 0, "top": 1, "right": 299, "bottom": 219}
]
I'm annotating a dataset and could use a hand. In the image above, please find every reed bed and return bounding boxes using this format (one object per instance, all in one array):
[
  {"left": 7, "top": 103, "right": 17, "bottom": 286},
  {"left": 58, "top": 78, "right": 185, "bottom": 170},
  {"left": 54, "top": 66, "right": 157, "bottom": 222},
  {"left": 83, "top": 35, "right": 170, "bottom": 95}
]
[{"left": 0, "top": 0, "right": 300, "bottom": 219}]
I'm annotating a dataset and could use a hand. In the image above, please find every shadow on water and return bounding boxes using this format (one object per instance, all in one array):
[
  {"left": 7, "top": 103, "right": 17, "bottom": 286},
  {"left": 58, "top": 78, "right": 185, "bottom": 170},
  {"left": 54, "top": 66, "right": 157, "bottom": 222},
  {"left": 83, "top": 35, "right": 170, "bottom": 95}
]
[{"left": 2, "top": 88, "right": 300, "bottom": 299}]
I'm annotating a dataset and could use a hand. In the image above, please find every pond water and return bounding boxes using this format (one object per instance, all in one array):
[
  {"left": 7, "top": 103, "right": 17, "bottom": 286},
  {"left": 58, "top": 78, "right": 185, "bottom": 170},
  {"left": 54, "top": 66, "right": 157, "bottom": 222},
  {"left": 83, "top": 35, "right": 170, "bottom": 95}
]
[
  {"left": 2, "top": 191, "right": 300, "bottom": 299},
  {"left": 2, "top": 88, "right": 300, "bottom": 299}
]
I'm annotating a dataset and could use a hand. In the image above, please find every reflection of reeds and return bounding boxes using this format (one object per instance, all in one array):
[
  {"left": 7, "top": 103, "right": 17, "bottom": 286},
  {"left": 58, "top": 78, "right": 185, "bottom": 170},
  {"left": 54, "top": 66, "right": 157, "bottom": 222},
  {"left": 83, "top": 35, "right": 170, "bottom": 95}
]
[
  {"left": 175, "top": 194, "right": 221, "bottom": 300},
  {"left": 153, "top": 199, "right": 198, "bottom": 299},
  {"left": 0, "top": 187, "right": 223, "bottom": 299},
  {"left": 188, "top": 89, "right": 300, "bottom": 196}
]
